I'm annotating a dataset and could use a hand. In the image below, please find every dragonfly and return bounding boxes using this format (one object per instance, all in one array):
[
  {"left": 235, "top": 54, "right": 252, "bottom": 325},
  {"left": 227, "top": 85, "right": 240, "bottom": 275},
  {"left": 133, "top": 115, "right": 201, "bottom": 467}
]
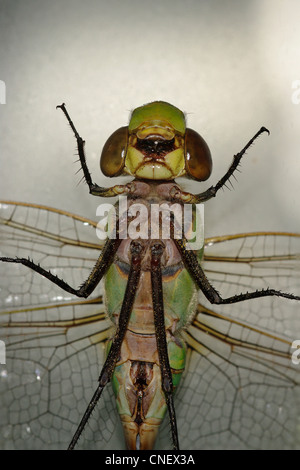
[{"left": 0, "top": 101, "right": 300, "bottom": 450}]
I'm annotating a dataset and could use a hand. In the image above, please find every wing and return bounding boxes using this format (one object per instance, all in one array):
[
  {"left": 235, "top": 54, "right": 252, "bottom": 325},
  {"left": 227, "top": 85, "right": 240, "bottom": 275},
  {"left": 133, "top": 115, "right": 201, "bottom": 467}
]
[
  {"left": 161, "top": 232, "right": 300, "bottom": 450},
  {"left": 0, "top": 202, "right": 122, "bottom": 449}
]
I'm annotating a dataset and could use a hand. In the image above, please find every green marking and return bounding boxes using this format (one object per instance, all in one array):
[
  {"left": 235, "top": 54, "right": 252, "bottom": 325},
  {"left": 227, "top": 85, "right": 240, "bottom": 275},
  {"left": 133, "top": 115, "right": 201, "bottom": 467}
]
[{"left": 129, "top": 101, "right": 186, "bottom": 134}]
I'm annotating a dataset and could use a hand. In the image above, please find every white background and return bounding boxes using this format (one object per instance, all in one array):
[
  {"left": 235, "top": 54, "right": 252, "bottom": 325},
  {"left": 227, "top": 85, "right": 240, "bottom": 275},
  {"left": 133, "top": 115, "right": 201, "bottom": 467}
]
[{"left": 0, "top": 0, "right": 299, "bottom": 237}]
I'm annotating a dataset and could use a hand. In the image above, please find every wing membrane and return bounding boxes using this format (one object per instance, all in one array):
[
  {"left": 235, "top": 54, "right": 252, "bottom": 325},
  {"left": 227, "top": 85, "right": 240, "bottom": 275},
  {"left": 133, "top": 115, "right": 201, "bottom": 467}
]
[
  {"left": 0, "top": 202, "right": 120, "bottom": 449},
  {"left": 0, "top": 201, "right": 102, "bottom": 309},
  {"left": 168, "top": 232, "right": 300, "bottom": 449}
]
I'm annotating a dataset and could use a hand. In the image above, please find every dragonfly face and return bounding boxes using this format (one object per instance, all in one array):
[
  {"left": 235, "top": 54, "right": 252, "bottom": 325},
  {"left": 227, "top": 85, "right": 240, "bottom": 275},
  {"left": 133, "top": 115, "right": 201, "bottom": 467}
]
[
  {"left": 100, "top": 101, "right": 212, "bottom": 181},
  {"left": 0, "top": 102, "right": 299, "bottom": 450}
]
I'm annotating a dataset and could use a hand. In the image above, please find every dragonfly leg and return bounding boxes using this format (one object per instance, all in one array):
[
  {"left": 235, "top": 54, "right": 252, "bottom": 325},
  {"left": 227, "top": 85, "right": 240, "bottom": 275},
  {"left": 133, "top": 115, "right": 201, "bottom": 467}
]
[
  {"left": 174, "top": 236, "right": 300, "bottom": 304},
  {"left": 68, "top": 239, "right": 144, "bottom": 450},
  {"left": 170, "top": 127, "right": 270, "bottom": 204},
  {"left": 150, "top": 241, "right": 179, "bottom": 451},
  {"left": 0, "top": 236, "right": 121, "bottom": 298},
  {"left": 57, "top": 103, "right": 131, "bottom": 198}
]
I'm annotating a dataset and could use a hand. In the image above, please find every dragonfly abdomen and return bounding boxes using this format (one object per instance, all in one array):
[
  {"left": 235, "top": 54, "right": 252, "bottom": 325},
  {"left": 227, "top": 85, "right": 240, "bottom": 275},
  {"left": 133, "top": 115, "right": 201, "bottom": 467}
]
[
  {"left": 110, "top": 329, "right": 186, "bottom": 450},
  {"left": 104, "top": 229, "right": 198, "bottom": 449}
]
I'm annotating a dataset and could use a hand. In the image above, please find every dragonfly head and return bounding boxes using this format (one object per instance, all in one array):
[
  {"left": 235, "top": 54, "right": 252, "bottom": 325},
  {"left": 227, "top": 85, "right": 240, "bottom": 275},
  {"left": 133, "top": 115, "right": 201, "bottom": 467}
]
[{"left": 100, "top": 101, "right": 212, "bottom": 181}]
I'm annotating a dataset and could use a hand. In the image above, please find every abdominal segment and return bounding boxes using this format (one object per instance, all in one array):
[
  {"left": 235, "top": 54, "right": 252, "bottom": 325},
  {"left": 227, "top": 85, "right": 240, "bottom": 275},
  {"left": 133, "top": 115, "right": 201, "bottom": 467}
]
[{"left": 110, "top": 330, "right": 186, "bottom": 450}]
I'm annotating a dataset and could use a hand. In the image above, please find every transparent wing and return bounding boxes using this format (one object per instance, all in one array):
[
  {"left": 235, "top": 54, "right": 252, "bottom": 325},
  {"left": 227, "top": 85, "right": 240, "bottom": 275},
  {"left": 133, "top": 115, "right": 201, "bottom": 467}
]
[
  {"left": 1, "top": 203, "right": 300, "bottom": 449},
  {"left": 0, "top": 202, "right": 121, "bottom": 449},
  {"left": 164, "top": 233, "right": 300, "bottom": 450}
]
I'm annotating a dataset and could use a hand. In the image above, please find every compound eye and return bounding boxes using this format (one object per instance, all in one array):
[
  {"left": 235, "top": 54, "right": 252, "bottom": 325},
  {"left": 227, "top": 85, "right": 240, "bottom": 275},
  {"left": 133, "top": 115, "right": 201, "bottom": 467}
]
[
  {"left": 100, "top": 126, "right": 128, "bottom": 177},
  {"left": 184, "top": 128, "right": 212, "bottom": 181}
]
